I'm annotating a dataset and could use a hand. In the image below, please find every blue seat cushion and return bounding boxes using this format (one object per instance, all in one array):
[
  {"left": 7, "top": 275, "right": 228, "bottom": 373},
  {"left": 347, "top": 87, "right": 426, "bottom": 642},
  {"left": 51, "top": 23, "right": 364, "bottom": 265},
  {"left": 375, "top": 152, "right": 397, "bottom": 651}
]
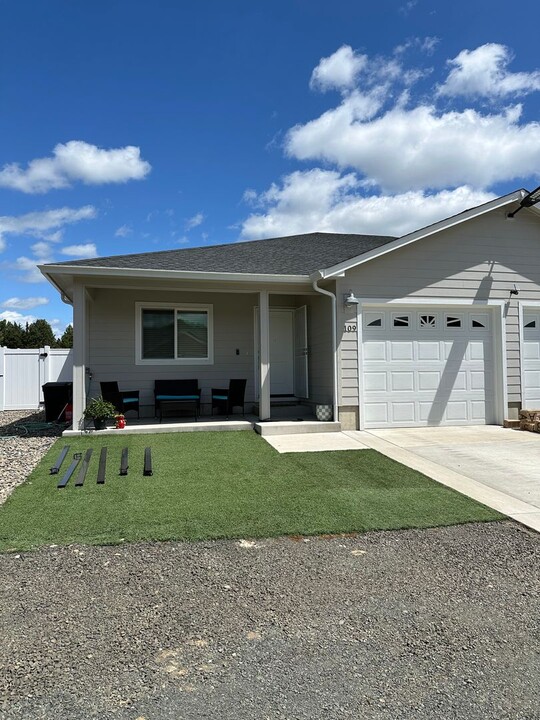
[
  {"left": 212, "top": 395, "right": 228, "bottom": 400},
  {"left": 123, "top": 397, "right": 139, "bottom": 403},
  {"left": 156, "top": 394, "right": 199, "bottom": 400}
]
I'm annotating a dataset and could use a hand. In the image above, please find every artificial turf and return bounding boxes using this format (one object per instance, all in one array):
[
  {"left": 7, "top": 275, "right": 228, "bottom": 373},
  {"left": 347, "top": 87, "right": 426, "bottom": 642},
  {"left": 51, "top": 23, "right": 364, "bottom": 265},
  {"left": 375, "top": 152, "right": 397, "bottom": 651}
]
[{"left": 0, "top": 431, "right": 503, "bottom": 551}]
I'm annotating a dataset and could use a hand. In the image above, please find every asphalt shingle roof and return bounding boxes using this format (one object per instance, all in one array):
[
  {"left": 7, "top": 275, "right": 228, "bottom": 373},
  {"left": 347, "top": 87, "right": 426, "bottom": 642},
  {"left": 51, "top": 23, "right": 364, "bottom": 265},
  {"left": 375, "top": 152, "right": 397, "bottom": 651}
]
[{"left": 49, "top": 232, "right": 397, "bottom": 276}]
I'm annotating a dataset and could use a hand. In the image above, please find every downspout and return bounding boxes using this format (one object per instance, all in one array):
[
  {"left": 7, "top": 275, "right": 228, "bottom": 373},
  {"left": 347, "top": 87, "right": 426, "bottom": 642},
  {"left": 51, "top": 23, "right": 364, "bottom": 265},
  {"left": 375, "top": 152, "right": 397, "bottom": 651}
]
[{"left": 312, "top": 275, "right": 338, "bottom": 423}]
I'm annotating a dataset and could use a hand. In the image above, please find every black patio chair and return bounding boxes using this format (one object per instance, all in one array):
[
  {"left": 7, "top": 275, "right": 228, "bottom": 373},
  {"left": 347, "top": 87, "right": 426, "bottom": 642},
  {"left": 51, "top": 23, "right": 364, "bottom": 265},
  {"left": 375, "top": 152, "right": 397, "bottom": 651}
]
[
  {"left": 211, "top": 379, "right": 247, "bottom": 419},
  {"left": 100, "top": 381, "right": 140, "bottom": 418}
]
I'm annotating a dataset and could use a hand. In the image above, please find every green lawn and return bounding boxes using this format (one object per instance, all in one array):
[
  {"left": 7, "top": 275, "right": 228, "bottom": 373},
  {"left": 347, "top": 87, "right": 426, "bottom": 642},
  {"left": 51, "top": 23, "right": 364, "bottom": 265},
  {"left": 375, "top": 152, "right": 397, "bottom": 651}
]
[{"left": 0, "top": 431, "right": 503, "bottom": 551}]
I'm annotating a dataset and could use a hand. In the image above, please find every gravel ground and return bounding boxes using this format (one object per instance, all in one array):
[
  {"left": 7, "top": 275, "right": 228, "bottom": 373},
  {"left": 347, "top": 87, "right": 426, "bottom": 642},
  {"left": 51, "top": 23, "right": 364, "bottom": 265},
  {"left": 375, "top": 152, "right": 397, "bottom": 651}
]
[
  {"left": 0, "top": 521, "right": 538, "bottom": 720},
  {"left": 0, "top": 410, "right": 61, "bottom": 505}
]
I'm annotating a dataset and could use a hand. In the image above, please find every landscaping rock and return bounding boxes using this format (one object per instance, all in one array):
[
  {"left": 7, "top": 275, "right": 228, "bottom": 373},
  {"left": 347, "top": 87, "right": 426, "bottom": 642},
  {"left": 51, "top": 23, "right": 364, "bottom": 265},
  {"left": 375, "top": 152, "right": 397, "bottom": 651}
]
[{"left": 0, "top": 410, "right": 60, "bottom": 506}]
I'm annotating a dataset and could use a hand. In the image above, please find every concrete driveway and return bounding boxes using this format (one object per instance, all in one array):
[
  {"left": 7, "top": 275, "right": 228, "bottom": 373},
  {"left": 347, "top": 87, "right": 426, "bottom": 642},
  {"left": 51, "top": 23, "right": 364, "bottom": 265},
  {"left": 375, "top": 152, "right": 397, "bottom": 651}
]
[{"left": 356, "top": 426, "right": 540, "bottom": 532}]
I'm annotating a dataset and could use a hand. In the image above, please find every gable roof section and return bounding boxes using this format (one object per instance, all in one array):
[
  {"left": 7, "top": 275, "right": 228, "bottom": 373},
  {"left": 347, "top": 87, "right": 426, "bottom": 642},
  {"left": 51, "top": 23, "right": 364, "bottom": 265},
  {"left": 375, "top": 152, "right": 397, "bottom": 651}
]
[
  {"left": 44, "top": 232, "right": 396, "bottom": 277},
  {"left": 315, "top": 189, "right": 528, "bottom": 279}
]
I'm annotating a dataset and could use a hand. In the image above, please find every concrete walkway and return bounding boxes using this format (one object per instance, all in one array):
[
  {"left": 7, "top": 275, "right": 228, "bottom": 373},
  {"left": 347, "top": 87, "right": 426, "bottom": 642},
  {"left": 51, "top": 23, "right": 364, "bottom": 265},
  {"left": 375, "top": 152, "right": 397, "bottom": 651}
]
[
  {"left": 263, "top": 426, "right": 540, "bottom": 533},
  {"left": 262, "top": 432, "right": 369, "bottom": 453}
]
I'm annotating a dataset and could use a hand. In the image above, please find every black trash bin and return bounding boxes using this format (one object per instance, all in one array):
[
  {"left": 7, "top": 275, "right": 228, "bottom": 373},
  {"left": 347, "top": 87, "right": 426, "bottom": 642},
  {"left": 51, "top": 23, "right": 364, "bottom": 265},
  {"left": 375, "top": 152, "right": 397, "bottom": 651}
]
[{"left": 42, "top": 382, "right": 73, "bottom": 422}]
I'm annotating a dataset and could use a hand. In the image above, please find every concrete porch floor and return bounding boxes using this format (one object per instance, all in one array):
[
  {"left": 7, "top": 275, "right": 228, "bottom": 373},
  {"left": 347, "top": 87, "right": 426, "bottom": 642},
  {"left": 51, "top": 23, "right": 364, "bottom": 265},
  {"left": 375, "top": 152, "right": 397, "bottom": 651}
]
[
  {"left": 63, "top": 414, "right": 339, "bottom": 437},
  {"left": 63, "top": 414, "right": 258, "bottom": 436}
]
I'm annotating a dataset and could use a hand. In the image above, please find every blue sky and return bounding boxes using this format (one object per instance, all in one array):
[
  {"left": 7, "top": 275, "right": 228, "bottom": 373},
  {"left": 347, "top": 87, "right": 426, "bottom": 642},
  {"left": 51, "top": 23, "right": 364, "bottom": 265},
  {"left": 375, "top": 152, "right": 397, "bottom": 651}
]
[{"left": 1, "top": 0, "right": 540, "bottom": 334}]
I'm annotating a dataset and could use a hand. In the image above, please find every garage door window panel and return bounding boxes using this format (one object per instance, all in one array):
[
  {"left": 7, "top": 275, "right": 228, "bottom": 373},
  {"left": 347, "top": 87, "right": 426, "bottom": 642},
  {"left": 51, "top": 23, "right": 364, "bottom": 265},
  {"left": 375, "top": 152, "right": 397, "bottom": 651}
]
[
  {"left": 470, "top": 313, "right": 489, "bottom": 330},
  {"left": 418, "top": 313, "right": 438, "bottom": 329},
  {"left": 445, "top": 314, "right": 463, "bottom": 329},
  {"left": 392, "top": 313, "right": 410, "bottom": 328},
  {"left": 364, "top": 312, "right": 384, "bottom": 329}
]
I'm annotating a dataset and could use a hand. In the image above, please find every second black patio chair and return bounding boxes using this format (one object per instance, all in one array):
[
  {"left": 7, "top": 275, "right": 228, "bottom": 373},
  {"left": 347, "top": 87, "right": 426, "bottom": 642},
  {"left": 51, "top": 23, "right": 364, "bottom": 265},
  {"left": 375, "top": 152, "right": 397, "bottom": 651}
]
[
  {"left": 100, "top": 381, "right": 140, "bottom": 418},
  {"left": 211, "top": 379, "right": 247, "bottom": 419}
]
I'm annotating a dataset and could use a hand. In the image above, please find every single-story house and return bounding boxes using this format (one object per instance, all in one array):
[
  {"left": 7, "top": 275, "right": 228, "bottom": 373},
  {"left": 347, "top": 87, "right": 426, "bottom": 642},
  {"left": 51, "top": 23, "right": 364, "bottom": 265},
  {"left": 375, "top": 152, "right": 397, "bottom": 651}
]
[{"left": 40, "top": 188, "right": 540, "bottom": 431}]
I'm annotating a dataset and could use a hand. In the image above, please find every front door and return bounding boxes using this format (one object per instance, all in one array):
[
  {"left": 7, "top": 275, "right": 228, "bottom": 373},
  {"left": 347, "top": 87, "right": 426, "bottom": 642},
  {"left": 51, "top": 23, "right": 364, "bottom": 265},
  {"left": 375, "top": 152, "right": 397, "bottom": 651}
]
[{"left": 269, "top": 310, "right": 294, "bottom": 395}]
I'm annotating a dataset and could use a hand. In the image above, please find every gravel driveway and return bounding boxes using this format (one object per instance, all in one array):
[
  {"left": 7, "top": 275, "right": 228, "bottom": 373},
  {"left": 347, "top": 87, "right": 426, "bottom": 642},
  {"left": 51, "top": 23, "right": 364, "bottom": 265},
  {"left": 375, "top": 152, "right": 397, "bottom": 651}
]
[{"left": 1, "top": 521, "right": 538, "bottom": 720}]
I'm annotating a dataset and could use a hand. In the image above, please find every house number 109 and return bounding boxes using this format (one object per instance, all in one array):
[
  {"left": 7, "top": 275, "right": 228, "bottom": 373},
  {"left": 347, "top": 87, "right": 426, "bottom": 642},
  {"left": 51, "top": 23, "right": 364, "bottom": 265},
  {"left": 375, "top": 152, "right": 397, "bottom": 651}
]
[{"left": 344, "top": 324, "right": 357, "bottom": 333}]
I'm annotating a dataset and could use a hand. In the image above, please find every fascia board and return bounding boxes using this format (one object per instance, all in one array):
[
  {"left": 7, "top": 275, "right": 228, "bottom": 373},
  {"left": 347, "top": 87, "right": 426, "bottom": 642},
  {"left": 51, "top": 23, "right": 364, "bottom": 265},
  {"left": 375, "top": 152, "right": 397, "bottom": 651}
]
[
  {"left": 318, "top": 190, "right": 527, "bottom": 280},
  {"left": 38, "top": 264, "right": 311, "bottom": 285}
]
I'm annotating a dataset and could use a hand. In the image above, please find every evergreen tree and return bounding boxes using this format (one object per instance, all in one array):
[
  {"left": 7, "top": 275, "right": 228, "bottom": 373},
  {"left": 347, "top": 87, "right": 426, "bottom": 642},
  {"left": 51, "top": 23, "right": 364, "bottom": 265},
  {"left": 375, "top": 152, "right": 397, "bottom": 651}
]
[
  {"left": 24, "top": 319, "right": 57, "bottom": 348},
  {"left": 58, "top": 324, "right": 73, "bottom": 348},
  {"left": 0, "top": 320, "right": 25, "bottom": 348}
]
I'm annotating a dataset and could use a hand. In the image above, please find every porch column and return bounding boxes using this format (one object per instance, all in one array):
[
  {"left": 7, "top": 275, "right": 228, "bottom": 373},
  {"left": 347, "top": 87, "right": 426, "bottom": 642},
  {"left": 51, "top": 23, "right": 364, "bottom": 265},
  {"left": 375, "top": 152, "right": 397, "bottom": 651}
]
[
  {"left": 72, "top": 282, "right": 87, "bottom": 430},
  {"left": 258, "top": 290, "right": 271, "bottom": 420}
]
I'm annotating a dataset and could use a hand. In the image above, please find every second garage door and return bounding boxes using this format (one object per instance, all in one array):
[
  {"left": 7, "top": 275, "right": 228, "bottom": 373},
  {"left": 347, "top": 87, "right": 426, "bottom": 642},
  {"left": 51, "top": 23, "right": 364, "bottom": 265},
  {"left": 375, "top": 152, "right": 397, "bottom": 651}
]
[
  {"left": 361, "top": 306, "right": 496, "bottom": 428},
  {"left": 522, "top": 309, "right": 540, "bottom": 408}
]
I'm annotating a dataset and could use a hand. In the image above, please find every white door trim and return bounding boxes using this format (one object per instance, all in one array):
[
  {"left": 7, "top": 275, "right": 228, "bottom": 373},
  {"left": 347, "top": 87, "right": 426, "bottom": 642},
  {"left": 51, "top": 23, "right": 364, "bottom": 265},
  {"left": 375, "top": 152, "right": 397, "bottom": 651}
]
[{"left": 355, "top": 298, "right": 507, "bottom": 430}]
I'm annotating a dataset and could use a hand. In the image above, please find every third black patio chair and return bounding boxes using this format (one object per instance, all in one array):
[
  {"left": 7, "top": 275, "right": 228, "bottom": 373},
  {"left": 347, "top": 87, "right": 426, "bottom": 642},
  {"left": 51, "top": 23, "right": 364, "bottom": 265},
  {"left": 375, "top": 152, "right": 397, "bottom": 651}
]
[
  {"left": 100, "top": 381, "right": 140, "bottom": 418},
  {"left": 211, "top": 379, "right": 247, "bottom": 419}
]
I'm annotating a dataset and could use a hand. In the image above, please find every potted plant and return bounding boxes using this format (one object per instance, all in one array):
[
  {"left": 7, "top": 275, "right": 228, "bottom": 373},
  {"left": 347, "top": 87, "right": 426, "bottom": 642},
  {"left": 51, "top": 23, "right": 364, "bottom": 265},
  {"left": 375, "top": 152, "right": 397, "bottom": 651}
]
[{"left": 83, "top": 396, "right": 117, "bottom": 430}]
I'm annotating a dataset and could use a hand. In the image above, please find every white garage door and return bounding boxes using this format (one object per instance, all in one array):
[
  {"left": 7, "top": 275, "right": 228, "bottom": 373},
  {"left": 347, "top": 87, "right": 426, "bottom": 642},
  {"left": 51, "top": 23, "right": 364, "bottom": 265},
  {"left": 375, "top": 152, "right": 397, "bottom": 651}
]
[
  {"left": 362, "top": 307, "right": 496, "bottom": 428},
  {"left": 522, "top": 310, "right": 540, "bottom": 409}
]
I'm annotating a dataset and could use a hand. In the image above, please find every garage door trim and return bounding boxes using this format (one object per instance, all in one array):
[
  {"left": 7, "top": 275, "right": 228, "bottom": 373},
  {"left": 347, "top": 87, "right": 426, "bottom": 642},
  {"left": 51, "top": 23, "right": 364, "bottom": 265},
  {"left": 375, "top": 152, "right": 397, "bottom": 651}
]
[{"left": 356, "top": 298, "right": 507, "bottom": 430}]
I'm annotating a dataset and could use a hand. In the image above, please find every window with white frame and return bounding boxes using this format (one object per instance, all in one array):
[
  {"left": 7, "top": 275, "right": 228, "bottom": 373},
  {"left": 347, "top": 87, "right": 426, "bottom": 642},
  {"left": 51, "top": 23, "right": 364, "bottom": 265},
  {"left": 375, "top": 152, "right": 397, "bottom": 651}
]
[{"left": 136, "top": 303, "right": 213, "bottom": 364}]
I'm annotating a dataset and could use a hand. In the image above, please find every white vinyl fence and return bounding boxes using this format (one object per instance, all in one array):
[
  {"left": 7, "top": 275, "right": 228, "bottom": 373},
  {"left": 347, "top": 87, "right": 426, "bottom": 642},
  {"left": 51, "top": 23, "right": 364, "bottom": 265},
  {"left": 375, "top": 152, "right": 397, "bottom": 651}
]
[{"left": 0, "top": 346, "right": 73, "bottom": 411}]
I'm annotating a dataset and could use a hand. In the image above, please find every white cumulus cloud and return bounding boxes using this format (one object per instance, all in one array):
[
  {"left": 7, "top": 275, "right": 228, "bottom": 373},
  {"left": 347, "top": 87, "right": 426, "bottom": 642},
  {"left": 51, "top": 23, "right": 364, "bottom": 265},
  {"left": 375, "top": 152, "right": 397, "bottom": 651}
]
[
  {"left": 1, "top": 297, "right": 49, "bottom": 310},
  {"left": 185, "top": 212, "right": 204, "bottom": 230},
  {"left": 438, "top": 44, "right": 540, "bottom": 99},
  {"left": 240, "top": 42, "right": 540, "bottom": 243},
  {"left": 10, "top": 255, "right": 49, "bottom": 283},
  {"left": 310, "top": 45, "right": 367, "bottom": 92},
  {"left": 0, "top": 206, "right": 96, "bottom": 253},
  {"left": 287, "top": 91, "right": 540, "bottom": 194},
  {"left": 0, "top": 310, "right": 39, "bottom": 325},
  {"left": 61, "top": 243, "right": 98, "bottom": 258},
  {"left": 240, "top": 169, "right": 494, "bottom": 239},
  {"left": 115, "top": 224, "right": 132, "bottom": 237},
  {"left": 0, "top": 141, "right": 151, "bottom": 194}
]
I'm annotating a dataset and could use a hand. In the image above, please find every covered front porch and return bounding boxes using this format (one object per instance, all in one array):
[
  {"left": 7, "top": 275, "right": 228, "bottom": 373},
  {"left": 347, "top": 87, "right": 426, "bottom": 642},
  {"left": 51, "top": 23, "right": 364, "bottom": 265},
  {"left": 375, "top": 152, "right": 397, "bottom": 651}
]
[{"left": 69, "top": 275, "right": 337, "bottom": 433}]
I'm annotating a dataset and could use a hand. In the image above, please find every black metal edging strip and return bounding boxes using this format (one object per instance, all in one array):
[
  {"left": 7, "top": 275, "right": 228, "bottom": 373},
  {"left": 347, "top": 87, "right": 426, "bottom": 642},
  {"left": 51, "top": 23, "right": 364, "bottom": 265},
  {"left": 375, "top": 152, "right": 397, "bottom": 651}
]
[
  {"left": 57, "top": 453, "right": 82, "bottom": 489},
  {"left": 120, "top": 448, "right": 129, "bottom": 476},
  {"left": 75, "top": 449, "right": 93, "bottom": 487},
  {"left": 97, "top": 447, "right": 107, "bottom": 484},
  {"left": 143, "top": 447, "right": 153, "bottom": 476},
  {"left": 50, "top": 445, "right": 70, "bottom": 475}
]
